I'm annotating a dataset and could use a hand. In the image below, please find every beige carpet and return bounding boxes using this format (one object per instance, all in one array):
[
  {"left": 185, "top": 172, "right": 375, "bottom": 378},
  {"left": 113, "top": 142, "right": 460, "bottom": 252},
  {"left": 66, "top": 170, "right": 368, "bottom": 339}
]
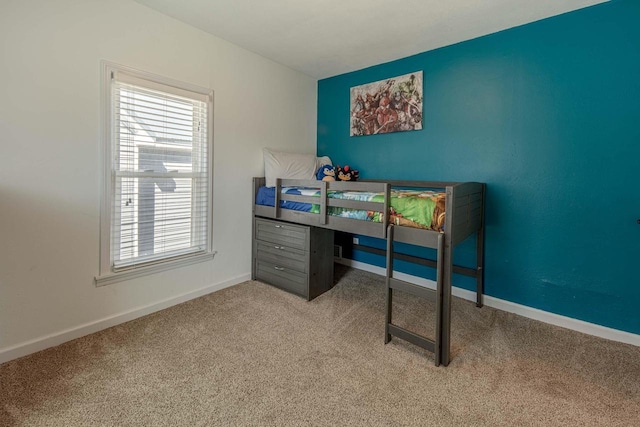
[{"left": 1, "top": 265, "right": 639, "bottom": 426}]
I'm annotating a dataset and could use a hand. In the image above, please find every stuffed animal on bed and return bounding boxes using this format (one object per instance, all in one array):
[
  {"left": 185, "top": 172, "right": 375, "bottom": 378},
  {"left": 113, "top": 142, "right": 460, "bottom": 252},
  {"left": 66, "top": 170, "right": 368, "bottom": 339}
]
[
  {"left": 336, "top": 165, "right": 359, "bottom": 181},
  {"left": 316, "top": 164, "right": 336, "bottom": 181}
]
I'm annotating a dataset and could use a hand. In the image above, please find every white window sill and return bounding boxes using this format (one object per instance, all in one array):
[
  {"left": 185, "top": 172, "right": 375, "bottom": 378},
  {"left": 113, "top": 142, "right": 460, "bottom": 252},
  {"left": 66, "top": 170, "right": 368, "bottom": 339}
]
[{"left": 94, "top": 251, "right": 216, "bottom": 287}]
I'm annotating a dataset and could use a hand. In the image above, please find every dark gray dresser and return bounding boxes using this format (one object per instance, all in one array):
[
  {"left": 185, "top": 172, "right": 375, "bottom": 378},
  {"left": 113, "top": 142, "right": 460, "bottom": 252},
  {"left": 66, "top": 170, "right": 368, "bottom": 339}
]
[{"left": 252, "top": 217, "right": 334, "bottom": 300}]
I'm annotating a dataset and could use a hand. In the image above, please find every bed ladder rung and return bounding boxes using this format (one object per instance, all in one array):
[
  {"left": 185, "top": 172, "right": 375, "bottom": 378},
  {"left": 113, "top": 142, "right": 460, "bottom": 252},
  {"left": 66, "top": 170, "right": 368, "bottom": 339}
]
[
  {"left": 387, "top": 324, "right": 435, "bottom": 353},
  {"left": 388, "top": 278, "right": 436, "bottom": 301}
]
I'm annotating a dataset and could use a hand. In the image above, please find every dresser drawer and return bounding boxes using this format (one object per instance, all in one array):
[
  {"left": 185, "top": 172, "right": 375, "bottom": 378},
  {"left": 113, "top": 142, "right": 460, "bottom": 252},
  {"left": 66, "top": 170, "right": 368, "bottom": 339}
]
[
  {"left": 255, "top": 259, "right": 307, "bottom": 297},
  {"left": 255, "top": 218, "right": 308, "bottom": 250},
  {"left": 256, "top": 240, "right": 306, "bottom": 258},
  {"left": 256, "top": 241, "right": 307, "bottom": 273}
]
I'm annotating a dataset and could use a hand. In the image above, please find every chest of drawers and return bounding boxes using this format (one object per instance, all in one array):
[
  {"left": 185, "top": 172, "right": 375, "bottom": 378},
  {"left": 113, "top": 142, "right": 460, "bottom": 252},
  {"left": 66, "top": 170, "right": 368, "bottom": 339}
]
[{"left": 252, "top": 217, "right": 334, "bottom": 300}]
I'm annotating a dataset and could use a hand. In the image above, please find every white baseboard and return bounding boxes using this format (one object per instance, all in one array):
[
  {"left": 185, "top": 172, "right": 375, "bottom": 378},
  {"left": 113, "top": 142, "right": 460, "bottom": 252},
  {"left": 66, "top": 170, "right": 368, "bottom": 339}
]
[
  {"left": 0, "top": 273, "right": 250, "bottom": 365},
  {"left": 337, "top": 258, "right": 640, "bottom": 347}
]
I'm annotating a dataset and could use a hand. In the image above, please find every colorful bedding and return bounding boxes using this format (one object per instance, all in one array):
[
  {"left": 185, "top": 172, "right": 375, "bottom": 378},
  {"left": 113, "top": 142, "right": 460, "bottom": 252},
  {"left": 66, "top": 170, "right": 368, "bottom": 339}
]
[{"left": 256, "top": 186, "right": 446, "bottom": 231}]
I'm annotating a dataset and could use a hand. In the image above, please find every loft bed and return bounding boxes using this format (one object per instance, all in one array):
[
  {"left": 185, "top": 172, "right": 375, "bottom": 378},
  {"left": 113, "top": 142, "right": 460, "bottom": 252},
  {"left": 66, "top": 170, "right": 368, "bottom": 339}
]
[{"left": 252, "top": 176, "right": 485, "bottom": 366}]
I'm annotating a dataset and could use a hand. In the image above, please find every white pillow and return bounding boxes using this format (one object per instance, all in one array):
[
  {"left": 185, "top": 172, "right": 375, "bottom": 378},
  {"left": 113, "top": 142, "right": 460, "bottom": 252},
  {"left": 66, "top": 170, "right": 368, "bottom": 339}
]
[
  {"left": 263, "top": 148, "right": 318, "bottom": 187},
  {"left": 316, "top": 155, "right": 332, "bottom": 171}
]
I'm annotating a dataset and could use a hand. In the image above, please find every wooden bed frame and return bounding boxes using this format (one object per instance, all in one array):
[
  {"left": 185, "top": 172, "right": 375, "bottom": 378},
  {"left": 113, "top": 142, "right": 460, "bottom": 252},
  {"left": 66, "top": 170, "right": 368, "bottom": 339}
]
[{"left": 252, "top": 177, "right": 486, "bottom": 366}]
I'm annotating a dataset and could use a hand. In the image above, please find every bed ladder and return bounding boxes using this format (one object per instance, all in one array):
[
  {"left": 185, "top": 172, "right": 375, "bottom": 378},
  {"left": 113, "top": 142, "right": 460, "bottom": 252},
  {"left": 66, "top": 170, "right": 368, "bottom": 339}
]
[{"left": 384, "top": 224, "right": 445, "bottom": 366}]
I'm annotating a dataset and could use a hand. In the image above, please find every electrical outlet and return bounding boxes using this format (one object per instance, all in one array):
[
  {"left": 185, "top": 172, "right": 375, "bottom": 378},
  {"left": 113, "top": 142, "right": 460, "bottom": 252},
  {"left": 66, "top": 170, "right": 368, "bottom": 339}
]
[
  {"left": 333, "top": 245, "right": 343, "bottom": 259},
  {"left": 352, "top": 237, "right": 359, "bottom": 245}
]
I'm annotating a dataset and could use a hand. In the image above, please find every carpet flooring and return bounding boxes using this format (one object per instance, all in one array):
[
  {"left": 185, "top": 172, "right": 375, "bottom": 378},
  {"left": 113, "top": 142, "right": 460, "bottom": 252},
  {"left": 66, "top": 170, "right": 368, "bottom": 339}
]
[{"left": 1, "top": 265, "right": 639, "bottom": 426}]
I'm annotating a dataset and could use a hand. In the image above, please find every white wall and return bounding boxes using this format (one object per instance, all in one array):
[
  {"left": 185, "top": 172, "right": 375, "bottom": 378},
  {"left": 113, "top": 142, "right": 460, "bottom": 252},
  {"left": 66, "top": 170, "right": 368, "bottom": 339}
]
[{"left": 0, "top": 0, "right": 317, "bottom": 359}]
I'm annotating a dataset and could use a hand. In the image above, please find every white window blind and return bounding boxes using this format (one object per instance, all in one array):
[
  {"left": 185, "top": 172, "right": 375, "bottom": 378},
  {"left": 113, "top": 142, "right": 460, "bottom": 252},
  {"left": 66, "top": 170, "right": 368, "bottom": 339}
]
[{"left": 108, "top": 70, "right": 211, "bottom": 271}]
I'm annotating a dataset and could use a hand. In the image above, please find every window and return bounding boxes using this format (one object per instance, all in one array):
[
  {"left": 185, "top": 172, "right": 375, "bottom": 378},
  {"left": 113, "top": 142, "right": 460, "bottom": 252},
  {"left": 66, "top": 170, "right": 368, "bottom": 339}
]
[{"left": 96, "top": 63, "right": 214, "bottom": 286}]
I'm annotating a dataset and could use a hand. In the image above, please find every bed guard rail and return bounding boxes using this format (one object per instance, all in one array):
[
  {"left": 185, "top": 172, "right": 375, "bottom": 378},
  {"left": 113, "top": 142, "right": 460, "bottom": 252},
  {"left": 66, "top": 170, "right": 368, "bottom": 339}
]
[{"left": 272, "top": 178, "right": 390, "bottom": 232}]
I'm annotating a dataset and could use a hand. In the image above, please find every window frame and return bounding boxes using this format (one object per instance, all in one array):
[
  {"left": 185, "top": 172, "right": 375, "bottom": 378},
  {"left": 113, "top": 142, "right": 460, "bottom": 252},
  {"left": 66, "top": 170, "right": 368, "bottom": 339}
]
[{"left": 96, "top": 61, "right": 215, "bottom": 286}]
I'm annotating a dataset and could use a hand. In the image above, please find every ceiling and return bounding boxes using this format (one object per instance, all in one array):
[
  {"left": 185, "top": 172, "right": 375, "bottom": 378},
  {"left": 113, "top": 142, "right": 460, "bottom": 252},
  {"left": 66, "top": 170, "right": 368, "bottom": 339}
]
[{"left": 134, "top": 0, "right": 607, "bottom": 79}]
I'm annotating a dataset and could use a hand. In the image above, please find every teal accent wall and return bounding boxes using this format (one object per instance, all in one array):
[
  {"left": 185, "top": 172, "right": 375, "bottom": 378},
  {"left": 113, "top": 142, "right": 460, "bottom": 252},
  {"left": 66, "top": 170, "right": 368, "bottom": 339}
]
[{"left": 317, "top": 0, "right": 640, "bottom": 334}]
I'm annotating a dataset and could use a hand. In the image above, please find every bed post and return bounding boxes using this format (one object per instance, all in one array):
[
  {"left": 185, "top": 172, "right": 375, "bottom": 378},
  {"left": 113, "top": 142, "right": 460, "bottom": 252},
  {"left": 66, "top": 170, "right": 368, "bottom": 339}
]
[
  {"left": 476, "top": 183, "right": 486, "bottom": 308},
  {"left": 385, "top": 224, "right": 394, "bottom": 344},
  {"left": 320, "top": 181, "right": 328, "bottom": 225},
  {"left": 440, "top": 185, "right": 455, "bottom": 366},
  {"left": 434, "top": 233, "right": 444, "bottom": 367},
  {"left": 251, "top": 177, "right": 263, "bottom": 281},
  {"left": 274, "top": 178, "right": 282, "bottom": 219}
]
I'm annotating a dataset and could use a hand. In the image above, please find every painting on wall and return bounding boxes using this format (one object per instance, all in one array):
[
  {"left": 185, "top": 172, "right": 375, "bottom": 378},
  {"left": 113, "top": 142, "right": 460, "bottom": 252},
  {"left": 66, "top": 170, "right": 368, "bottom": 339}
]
[{"left": 350, "top": 71, "right": 423, "bottom": 137}]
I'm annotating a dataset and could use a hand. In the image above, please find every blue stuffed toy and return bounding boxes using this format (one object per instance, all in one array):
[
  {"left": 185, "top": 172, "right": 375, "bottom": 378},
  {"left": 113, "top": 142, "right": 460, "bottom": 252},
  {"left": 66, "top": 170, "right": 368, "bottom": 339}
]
[{"left": 316, "top": 164, "right": 336, "bottom": 181}]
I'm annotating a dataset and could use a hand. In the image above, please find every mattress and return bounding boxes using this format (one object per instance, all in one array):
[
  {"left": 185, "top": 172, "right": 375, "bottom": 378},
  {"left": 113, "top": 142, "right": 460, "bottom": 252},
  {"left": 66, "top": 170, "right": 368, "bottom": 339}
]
[{"left": 256, "top": 186, "right": 446, "bottom": 231}]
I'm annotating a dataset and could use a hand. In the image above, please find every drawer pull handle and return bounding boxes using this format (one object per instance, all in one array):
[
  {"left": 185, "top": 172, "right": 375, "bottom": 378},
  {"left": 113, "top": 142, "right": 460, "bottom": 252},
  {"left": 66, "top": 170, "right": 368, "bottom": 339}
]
[
  {"left": 274, "top": 266, "right": 285, "bottom": 271},
  {"left": 274, "top": 245, "right": 284, "bottom": 250}
]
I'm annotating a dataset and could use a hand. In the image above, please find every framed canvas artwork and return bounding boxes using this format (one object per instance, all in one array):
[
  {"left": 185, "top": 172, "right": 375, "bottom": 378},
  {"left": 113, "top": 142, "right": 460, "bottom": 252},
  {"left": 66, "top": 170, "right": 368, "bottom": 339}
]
[{"left": 350, "top": 71, "right": 423, "bottom": 136}]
